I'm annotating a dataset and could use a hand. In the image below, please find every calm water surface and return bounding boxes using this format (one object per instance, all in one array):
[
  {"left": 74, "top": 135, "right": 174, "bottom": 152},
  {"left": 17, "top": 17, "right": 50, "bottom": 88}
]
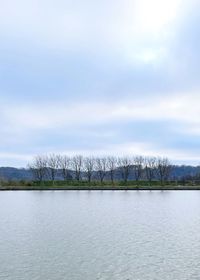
[{"left": 1, "top": 191, "right": 200, "bottom": 280}]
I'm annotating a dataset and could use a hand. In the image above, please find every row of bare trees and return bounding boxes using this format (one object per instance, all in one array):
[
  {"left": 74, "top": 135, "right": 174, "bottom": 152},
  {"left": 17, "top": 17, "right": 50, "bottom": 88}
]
[{"left": 28, "top": 154, "right": 172, "bottom": 185}]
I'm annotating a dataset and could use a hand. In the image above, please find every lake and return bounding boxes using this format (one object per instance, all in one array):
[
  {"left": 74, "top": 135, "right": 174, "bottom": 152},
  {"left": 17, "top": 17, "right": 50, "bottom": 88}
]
[{"left": 0, "top": 191, "right": 200, "bottom": 280}]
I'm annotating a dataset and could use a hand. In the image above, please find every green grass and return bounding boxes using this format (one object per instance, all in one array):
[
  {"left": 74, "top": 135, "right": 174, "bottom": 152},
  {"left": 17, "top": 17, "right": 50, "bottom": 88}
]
[{"left": 1, "top": 179, "right": 200, "bottom": 190}]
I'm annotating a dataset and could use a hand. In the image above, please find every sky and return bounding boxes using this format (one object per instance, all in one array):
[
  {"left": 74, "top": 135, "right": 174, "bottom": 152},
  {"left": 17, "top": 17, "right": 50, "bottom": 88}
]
[{"left": 0, "top": 0, "right": 200, "bottom": 167}]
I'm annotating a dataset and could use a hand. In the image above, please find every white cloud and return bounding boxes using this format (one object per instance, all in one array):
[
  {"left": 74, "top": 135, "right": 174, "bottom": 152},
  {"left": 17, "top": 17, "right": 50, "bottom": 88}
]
[
  {"left": 0, "top": 0, "right": 200, "bottom": 166},
  {"left": 1, "top": 91, "right": 200, "bottom": 166},
  {"left": 1, "top": 91, "right": 200, "bottom": 133},
  {"left": 1, "top": 92, "right": 200, "bottom": 129},
  {"left": 0, "top": 0, "right": 183, "bottom": 57},
  {"left": 134, "top": 0, "right": 182, "bottom": 33}
]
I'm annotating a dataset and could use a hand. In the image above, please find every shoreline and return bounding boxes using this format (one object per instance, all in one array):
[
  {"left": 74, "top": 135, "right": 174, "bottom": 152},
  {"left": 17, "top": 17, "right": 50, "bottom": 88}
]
[{"left": 1, "top": 185, "right": 200, "bottom": 191}]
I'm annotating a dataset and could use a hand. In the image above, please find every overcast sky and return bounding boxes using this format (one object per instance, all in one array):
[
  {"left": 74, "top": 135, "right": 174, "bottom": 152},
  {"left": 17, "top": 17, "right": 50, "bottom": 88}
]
[{"left": 1, "top": 0, "right": 200, "bottom": 167}]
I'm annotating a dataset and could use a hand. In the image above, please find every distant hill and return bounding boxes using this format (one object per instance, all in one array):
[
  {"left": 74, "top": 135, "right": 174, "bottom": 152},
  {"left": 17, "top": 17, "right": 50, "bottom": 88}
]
[
  {"left": 0, "top": 167, "right": 33, "bottom": 181},
  {"left": 170, "top": 165, "right": 200, "bottom": 180},
  {"left": 0, "top": 165, "right": 200, "bottom": 181}
]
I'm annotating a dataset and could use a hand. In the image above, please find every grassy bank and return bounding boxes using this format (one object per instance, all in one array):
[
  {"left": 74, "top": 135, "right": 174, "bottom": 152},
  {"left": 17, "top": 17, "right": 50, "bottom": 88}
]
[{"left": 1, "top": 180, "right": 200, "bottom": 191}]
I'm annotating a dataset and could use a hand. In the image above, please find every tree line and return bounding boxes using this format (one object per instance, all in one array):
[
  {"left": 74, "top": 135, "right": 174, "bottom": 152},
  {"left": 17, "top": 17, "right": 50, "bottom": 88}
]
[{"left": 28, "top": 154, "right": 172, "bottom": 185}]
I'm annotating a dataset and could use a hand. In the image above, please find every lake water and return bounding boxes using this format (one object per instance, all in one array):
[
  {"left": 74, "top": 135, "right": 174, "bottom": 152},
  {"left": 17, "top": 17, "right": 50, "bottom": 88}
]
[{"left": 1, "top": 191, "right": 200, "bottom": 280}]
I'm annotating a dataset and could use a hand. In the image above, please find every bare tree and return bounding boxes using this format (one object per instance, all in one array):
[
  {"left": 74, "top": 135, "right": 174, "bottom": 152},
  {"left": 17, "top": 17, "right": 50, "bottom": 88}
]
[
  {"left": 28, "top": 155, "right": 48, "bottom": 183},
  {"left": 118, "top": 156, "right": 132, "bottom": 183},
  {"left": 156, "top": 157, "right": 172, "bottom": 185},
  {"left": 29, "top": 153, "right": 174, "bottom": 187},
  {"left": 46, "top": 154, "right": 60, "bottom": 183},
  {"left": 107, "top": 156, "right": 117, "bottom": 184},
  {"left": 132, "top": 156, "right": 144, "bottom": 182},
  {"left": 71, "top": 155, "right": 83, "bottom": 181},
  {"left": 58, "top": 155, "right": 71, "bottom": 181},
  {"left": 144, "top": 157, "right": 156, "bottom": 184},
  {"left": 83, "top": 157, "right": 95, "bottom": 183},
  {"left": 95, "top": 157, "right": 107, "bottom": 183}
]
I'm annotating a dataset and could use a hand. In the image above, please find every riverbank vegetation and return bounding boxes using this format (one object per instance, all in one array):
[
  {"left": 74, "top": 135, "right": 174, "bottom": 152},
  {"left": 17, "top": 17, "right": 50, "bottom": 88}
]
[
  {"left": 1, "top": 181, "right": 200, "bottom": 191},
  {"left": 1, "top": 154, "right": 200, "bottom": 190},
  {"left": 27, "top": 154, "right": 172, "bottom": 185}
]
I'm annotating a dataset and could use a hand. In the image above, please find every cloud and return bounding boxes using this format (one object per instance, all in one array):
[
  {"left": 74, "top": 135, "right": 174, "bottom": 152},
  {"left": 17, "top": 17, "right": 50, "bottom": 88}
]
[
  {"left": 0, "top": 0, "right": 200, "bottom": 166},
  {"left": 2, "top": 92, "right": 200, "bottom": 130},
  {"left": 1, "top": 90, "right": 200, "bottom": 166}
]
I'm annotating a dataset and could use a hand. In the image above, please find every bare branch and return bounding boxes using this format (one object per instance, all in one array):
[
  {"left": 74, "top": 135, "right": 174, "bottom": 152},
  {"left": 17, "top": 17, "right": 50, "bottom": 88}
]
[
  {"left": 71, "top": 155, "right": 83, "bottom": 181},
  {"left": 57, "top": 155, "right": 71, "bottom": 181},
  {"left": 144, "top": 156, "right": 156, "bottom": 183},
  {"left": 28, "top": 155, "right": 48, "bottom": 183},
  {"left": 156, "top": 157, "right": 172, "bottom": 185},
  {"left": 83, "top": 157, "right": 95, "bottom": 183},
  {"left": 46, "top": 154, "right": 60, "bottom": 183},
  {"left": 118, "top": 156, "right": 132, "bottom": 183},
  {"left": 132, "top": 156, "right": 144, "bottom": 182},
  {"left": 95, "top": 157, "right": 107, "bottom": 183},
  {"left": 107, "top": 156, "right": 117, "bottom": 184}
]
